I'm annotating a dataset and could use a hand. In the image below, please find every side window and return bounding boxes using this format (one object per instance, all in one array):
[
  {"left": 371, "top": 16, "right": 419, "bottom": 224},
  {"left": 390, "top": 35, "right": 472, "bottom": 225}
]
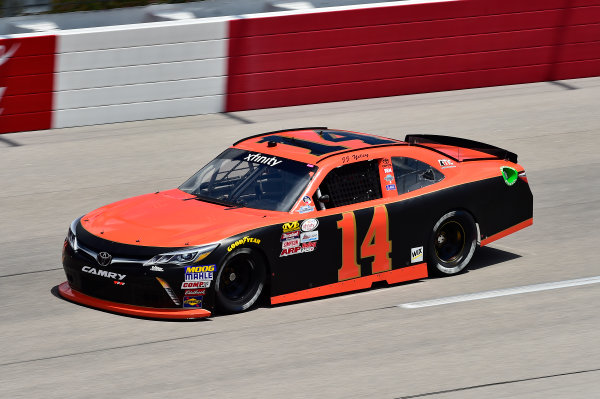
[
  {"left": 316, "top": 159, "right": 382, "bottom": 209},
  {"left": 392, "top": 157, "right": 444, "bottom": 195}
]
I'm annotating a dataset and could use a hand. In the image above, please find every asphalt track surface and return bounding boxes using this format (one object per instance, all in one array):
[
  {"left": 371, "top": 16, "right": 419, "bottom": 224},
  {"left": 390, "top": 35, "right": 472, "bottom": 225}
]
[{"left": 2, "top": 77, "right": 599, "bottom": 398}]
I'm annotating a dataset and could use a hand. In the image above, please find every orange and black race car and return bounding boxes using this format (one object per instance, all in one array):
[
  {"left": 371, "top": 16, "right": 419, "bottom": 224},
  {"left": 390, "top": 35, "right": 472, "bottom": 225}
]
[{"left": 59, "top": 128, "right": 533, "bottom": 319}]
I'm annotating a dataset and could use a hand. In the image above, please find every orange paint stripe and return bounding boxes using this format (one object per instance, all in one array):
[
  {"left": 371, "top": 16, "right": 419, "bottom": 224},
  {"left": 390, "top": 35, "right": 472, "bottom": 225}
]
[
  {"left": 480, "top": 218, "right": 533, "bottom": 246},
  {"left": 271, "top": 263, "right": 428, "bottom": 305},
  {"left": 58, "top": 282, "right": 211, "bottom": 319}
]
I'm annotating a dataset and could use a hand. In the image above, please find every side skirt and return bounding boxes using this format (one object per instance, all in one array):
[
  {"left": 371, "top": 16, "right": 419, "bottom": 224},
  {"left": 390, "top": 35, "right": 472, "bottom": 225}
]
[
  {"left": 271, "top": 263, "right": 428, "bottom": 305},
  {"left": 480, "top": 218, "right": 533, "bottom": 246}
]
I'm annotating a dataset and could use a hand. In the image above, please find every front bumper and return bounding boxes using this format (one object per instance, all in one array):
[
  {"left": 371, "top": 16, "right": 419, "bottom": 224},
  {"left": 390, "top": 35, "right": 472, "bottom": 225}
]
[
  {"left": 58, "top": 282, "right": 211, "bottom": 319},
  {"left": 61, "top": 227, "right": 216, "bottom": 318}
]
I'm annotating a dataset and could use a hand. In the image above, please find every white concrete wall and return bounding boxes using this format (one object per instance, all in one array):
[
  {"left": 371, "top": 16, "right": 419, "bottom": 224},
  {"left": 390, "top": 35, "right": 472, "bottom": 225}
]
[{"left": 52, "top": 17, "right": 229, "bottom": 128}]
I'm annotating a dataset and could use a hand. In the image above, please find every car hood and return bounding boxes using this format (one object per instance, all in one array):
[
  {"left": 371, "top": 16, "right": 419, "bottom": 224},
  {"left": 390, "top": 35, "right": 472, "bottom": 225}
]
[{"left": 80, "top": 189, "right": 282, "bottom": 247}]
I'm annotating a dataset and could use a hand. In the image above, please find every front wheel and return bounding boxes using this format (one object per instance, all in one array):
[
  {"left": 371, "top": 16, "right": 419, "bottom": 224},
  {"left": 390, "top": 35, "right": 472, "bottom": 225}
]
[
  {"left": 427, "top": 210, "right": 477, "bottom": 276},
  {"left": 215, "top": 248, "right": 266, "bottom": 313}
]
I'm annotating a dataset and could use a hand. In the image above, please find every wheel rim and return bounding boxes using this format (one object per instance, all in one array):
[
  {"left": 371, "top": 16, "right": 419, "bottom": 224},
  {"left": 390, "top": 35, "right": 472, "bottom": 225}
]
[
  {"left": 434, "top": 221, "right": 466, "bottom": 263},
  {"left": 219, "top": 255, "right": 255, "bottom": 301}
]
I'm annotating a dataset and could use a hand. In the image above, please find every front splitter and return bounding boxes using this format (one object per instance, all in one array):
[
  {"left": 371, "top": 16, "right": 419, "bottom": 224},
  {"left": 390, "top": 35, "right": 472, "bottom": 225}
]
[{"left": 58, "top": 281, "right": 211, "bottom": 320}]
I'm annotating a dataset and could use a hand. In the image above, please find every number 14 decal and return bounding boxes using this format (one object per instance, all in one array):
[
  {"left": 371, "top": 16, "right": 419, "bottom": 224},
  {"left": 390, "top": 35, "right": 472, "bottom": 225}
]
[{"left": 337, "top": 205, "right": 391, "bottom": 281}]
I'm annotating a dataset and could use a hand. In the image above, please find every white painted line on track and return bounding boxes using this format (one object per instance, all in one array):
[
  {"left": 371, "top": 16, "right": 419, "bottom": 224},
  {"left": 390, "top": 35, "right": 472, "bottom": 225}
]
[{"left": 399, "top": 276, "right": 600, "bottom": 309}]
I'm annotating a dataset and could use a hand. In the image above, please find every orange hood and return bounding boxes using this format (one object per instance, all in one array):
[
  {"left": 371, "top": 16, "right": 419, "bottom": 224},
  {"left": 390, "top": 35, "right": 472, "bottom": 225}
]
[{"left": 81, "top": 189, "right": 280, "bottom": 247}]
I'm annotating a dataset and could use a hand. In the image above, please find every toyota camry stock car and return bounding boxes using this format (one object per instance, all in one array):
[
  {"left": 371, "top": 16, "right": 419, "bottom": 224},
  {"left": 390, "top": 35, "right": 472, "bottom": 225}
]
[{"left": 59, "top": 128, "right": 533, "bottom": 319}]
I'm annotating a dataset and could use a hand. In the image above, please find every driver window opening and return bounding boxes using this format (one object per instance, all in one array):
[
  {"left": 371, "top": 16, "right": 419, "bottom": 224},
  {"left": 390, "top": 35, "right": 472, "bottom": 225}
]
[{"left": 314, "top": 159, "right": 382, "bottom": 209}]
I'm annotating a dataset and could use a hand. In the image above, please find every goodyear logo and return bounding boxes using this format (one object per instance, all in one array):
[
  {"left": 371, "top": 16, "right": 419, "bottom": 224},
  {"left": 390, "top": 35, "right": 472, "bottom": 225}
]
[
  {"left": 282, "top": 221, "right": 300, "bottom": 233},
  {"left": 227, "top": 236, "right": 261, "bottom": 252},
  {"left": 185, "top": 265, "right": 215, "bottom": 281}
]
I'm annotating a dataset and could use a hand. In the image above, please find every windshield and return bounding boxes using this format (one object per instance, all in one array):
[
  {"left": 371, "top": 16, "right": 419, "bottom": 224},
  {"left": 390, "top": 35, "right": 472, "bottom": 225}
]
[{"left": 179, "top": 148, "right": 317, "bottom": 212}]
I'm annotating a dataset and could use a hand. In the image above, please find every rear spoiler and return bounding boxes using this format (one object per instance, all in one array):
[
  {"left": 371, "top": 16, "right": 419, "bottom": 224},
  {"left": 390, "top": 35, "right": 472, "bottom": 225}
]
[{"left": 404, "top": 134, "right": 518, "bottom": 163}]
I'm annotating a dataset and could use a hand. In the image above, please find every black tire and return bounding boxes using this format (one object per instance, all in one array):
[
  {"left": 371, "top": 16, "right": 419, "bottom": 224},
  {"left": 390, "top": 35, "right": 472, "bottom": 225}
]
[
  {"left": 427, "top": 210, "right": 477, "bottom": 276},
  {"left": 215, "top": 248, "right": 266, "bottom": 313}
]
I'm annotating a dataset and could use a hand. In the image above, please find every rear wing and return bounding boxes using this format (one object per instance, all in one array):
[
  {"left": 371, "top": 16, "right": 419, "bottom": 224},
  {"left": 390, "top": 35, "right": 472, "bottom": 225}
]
[{"left": 405, "top": 134, "right": 518, "bottom": 163}]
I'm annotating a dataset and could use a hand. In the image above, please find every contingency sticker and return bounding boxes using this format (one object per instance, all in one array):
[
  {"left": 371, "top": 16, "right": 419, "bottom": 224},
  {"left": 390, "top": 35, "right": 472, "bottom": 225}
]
[
  {"left": 184, "top": 265, "right": 215, "bottom": 281},
  {"left": 300, "top": 231, "right": 318, "bottom": 243},
  {"left": 181, "top": 281, "right": 210, "bottom": 289},
  {"left": 281, "top": 230, "right": 300, "bottom": 241},
  {"left": 379, "top": 158, "right": 397, "bottom": 197},
  {"left": 183, "top": 295, "right": 203, "bottom": 308},
  {"left": 411, "top": 246, "right": 424, "bottom": 263},
  {"left": 301, "top": 218, "right": 319, "bottom": 232},
  {"left": 438, "top": 159, "right": 455, "bottom": 169}
]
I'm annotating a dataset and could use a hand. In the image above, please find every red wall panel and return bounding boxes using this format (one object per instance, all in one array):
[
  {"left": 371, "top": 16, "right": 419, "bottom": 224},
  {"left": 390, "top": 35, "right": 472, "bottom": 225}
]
[
  {"left": 0, "top": 35, "right": 55, "bottom": 134},
  {"left": 227, "top": 65, "right": 553, "bottom": 111},
  {"left": 229, "top": 10, "right": 566, "bottom": 56},
  {"left": 226, "top": 0, "right": 600, "bottom": 112}
]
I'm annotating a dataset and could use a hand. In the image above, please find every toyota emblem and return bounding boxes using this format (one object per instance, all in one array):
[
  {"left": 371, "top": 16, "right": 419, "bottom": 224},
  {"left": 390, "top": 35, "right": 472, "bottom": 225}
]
[{"left": 97, "top": 252, "right": 112, "bottom": 267}]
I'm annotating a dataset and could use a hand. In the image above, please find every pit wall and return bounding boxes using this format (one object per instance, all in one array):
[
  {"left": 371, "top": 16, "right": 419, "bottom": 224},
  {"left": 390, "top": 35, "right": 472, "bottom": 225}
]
[{"left": 1, "top": 0, "right": 599, "bottom": 134}]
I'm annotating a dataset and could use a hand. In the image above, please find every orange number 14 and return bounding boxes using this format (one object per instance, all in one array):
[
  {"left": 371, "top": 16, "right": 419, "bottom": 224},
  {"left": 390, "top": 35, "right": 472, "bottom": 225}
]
[{"left": 336, "top": 205, "right": 392, "bottom": 281}]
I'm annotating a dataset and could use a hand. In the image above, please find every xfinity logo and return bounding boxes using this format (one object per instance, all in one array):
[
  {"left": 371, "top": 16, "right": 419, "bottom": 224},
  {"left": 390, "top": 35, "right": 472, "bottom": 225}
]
[
  {"left": 244, "top": 153, "right": 282, "bottom": 167},
  {"left": 82, "top": 266, "right": 126, "bottom": 281}
]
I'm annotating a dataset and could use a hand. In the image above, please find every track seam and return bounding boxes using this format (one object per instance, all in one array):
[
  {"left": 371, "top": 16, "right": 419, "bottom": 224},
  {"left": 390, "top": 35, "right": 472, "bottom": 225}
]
[
  {"left": 394, "top": 368, "right": 600, "bottom": 398},
  {"left": 0, "top": 305, "right": 396, "bottom": 367}
]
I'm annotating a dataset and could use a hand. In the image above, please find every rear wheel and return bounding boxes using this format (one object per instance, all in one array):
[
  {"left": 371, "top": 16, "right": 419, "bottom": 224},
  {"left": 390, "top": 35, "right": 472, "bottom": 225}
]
[
  {"left": 428, "top": 210, "right": 477, "bottom": 276},
  {"left": 215, "top": 248, "right": 266, "bottom": 313}
]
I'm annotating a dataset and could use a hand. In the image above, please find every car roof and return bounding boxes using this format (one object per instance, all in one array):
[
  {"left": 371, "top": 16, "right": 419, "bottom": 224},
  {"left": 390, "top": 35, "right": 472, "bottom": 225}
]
[{"left": 233, "top": 127, "right": 406, "bottom": 164}]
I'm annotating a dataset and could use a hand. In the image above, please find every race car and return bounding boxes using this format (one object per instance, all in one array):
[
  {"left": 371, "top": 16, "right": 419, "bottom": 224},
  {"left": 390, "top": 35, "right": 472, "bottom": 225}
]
[{"left": 59, "top": 128, "right": 533, "bottom": 319}]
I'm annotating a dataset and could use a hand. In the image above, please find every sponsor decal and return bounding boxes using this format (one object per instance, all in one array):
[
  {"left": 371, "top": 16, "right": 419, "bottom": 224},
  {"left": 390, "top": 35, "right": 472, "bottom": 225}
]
[
  {"left": 385, "top": 184, "right": 396, "bottom": 191},
  {"left": 227, "top": 236, "right": 261, "bottom": 252},
  {"left": 411, "top": 246, "right": 423, "bottom": 263},
  {"left": 244, "top": 153, "right": 282, "bottom": 167},
  {"left": 298, "top": 205, "right": 315, "bottom": 214},
  {"left": 181, "top": 281, "right": 211, "bottom": 289},
  {"left": 438, "top": 159, "right": 455, "bottom": 168},
  {"left": 114, "top": 281, "right": 125, "bottom": 286},
  {"left": 183, "top": 296, "right": 203, "bottom": 308},
  {"left": 282, "top": 221, "right": 300, "bottom": 232},
  {"left": 301, "top": 242, "right": 316, "bottom": 252},
  {"left": 280, "top": 247, "right": 301, "bottom": 257},
  {"left": 301, "top": 218, "right": 319, "bottom": 232},
  {"left": 184, "top": 265, "right": 215, "bottom": 281},
  {"left": 302, "top": 195, "right": 312, "bottom": 204},
  {"left": 185, "top": 289, "right": 206, "bottom": 296},
  {"left": 281, "top": 231, "right": 300, "bottom": 241},
  {"left": 384, "top": 167, "right": 392, "bottom": 174},
  {"left": 282, "top": 238, "right": 300, "bottom": 249},
  {"left": 280, "top": 241, "right": 316, "bottom": 257},
  {"left": 300, "top": 231, "right": 319, "bottom": 243},
  {"left": 150, "top": 265, "right": 163, "bottom": 272},
  {"left": 82, "top": 266, "right": 126, "bottom": 281},
  {"left": 381, "top": 158, "right": 392, "bottom": 167},
  {"left": 384, "top": 174, "right": 394, "bottom": 182}
]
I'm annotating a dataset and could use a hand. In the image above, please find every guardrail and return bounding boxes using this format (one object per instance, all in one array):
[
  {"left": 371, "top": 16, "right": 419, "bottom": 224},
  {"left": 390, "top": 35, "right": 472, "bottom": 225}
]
[{"left": 1, "top": 0, "right": 599, "bottom": 134}]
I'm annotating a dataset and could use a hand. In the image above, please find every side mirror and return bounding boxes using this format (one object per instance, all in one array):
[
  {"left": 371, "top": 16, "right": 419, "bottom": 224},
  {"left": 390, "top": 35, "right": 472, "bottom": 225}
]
[{"left": 317, "top": 194, "right": 330, "bottom": 203}]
